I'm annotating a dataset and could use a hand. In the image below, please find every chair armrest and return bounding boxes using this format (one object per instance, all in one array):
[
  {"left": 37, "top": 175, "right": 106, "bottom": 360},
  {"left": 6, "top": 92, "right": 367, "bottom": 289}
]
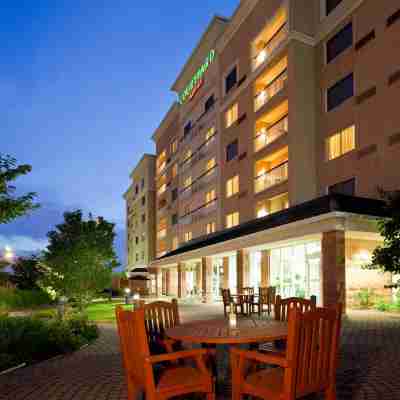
[
  {"left": 161, "top": 338, "right": 178, "bottom": 353},
  {"left": 230, "top": 348, "right": 287, "bottom": 367},
  {"left": 146, "top": 348, "right": 208, "bottom": 364}
]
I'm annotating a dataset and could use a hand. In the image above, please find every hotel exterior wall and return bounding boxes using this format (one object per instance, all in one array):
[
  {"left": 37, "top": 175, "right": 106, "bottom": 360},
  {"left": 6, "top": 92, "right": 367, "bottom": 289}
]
[{"left": 316, "top": 1, "right": 400, "bottom": 198}]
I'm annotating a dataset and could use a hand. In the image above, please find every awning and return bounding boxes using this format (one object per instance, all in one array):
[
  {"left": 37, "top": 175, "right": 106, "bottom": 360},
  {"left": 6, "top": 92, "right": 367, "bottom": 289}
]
[{"left": 126, "top": 265, "right": 150, "bottom": 280}]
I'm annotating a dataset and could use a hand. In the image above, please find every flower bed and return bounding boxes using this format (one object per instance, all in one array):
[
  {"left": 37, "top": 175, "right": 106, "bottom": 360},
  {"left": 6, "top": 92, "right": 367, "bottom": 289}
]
[{"left": 0, "top": 314, "right": 99, "bottom": 372}]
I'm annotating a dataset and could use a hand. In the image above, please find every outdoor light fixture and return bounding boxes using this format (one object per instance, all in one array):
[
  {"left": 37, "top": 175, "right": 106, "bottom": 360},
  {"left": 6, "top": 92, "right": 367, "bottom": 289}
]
[
  {"left": 133, "top": 293, "right": 140, "bottom": 300},
  {"left": 124, "top": 288, "right": 131, "bottom": 305}
]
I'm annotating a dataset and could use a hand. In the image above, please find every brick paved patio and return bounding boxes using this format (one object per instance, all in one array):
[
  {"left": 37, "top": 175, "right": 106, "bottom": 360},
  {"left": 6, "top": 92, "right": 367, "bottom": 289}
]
[{"left": 1, "top": 305, "right": 400, "bottom": 400}]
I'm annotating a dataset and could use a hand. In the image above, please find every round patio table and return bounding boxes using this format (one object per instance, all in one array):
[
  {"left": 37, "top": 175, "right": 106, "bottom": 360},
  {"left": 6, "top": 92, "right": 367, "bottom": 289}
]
[{"left": 166, "top": 318, "right": 288, "bottom": 393}]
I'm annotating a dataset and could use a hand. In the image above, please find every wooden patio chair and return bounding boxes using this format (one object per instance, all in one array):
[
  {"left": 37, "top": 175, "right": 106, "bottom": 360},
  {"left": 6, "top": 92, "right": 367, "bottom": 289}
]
[
  {"left": 116, "top": 306, "right": 215, "bottom": 400},
  {"left": 231, "top": 304, "right": 342, "bottom": 400},
  {"left": 249, "top": 286, "right": 276, "bottom": 316},
  {"left": 222, "top": 288, "right": 243, "bottom": 317},
  {"left": 275, "top": 295, "right": 317, "bottom": 322},
  {"left": 142, "top": 299, "right": 181, "bottom": 354}
]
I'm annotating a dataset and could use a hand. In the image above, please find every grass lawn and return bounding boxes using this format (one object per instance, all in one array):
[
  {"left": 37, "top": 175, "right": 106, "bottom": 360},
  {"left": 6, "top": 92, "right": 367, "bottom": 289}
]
[{"left": 86, "top": 301, "right": 131, "bottom": 322}]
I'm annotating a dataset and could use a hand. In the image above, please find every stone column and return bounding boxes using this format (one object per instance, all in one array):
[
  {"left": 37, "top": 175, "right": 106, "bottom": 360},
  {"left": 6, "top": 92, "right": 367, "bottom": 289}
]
[
  {"left": 261, "top": 250, "right": 270, "bottom": 287},
  {"left": 177, "top": 263, "right": 183, "bottom": 299},
  {"left": 236, "top": 250, "right": 249, "bottom": 292},
  {"left": 201, "top": 257, "right": 213, "bottom": 302},
  {"left": 223, "top": 257, "right": 229, "bottom": 289},
  {"left": 166, "top": 270, "right": 170, "bottom": 296},
  {"left": 195, "top": 262, "right": 202, "bottom": 295},
  {"left": 322, "top": 231, "right": 346, "bottom": 310}
]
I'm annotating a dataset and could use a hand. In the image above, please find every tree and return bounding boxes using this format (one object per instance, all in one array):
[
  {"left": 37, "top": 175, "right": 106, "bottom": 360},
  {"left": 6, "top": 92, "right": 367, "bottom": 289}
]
[
  {"left": 368, "top": 190, "right": 400, "bottom": 275},
  {"left": 0, "top": 155, "right": 39, "bottom": 224},
  {"left": 42, "top": 210, "right": 119, "bottom": 310},
  {"left": 10, "top": 256, "right": 45, "bottom": 290}
]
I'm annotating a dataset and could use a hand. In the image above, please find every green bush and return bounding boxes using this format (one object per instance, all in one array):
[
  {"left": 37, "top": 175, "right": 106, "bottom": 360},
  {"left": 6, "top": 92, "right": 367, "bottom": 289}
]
[
  {"left": 356, "top": 288, "right": 375, "bottom": 308},
  {"left": 0, "top": 287, "right": 52, "bottom": 311},
  {"left": 0, "top": 315, "right": 99, "bottom": 371}
]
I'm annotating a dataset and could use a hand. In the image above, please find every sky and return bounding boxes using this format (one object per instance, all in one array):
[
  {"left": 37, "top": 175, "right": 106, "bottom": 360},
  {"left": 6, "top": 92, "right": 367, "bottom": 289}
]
[{"left": 1, "top": 1, "right": 238, "bottom": 268}]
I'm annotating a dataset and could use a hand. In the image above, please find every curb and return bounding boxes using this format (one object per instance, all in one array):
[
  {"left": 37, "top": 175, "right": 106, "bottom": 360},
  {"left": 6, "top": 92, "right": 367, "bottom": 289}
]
[{"left": 0, "top": 363, "right": 26, "bottom": 376}]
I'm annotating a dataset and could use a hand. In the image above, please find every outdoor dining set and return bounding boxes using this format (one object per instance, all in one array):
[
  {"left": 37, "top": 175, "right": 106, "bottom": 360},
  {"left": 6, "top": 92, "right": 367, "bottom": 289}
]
[{"left": 116, "top": 287, "right": 342, "bottom": 400}]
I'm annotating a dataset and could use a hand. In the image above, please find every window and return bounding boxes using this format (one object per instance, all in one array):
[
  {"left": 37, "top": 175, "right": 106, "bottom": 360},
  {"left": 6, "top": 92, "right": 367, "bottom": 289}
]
[
  {"left": 205, "top": 94, "right": 215, "bottom": 113},
  {"left": 226, "top": 175, "right": 239, "bottom": 198},
  {"left": 226, "top": 140, "right": 238, "bottom": 162},
  {"left": 326, "top": 125, "right": 355, "bottom": 160},
  {"left": 183, "top": 149, "right": 192, "bottom": 164},
  {"left": 135, "top": 236, "right": 139, "bottom": 245},
  {"left": 183, "top": 176, "right": 192, "bottom": 190},
  {"left": 172, "top": 236, "right": 179, "bottom": 250},
  {"left": 141, "top": 178, "right": 145, "bottom": 189},
  {"left": 141, "top": 251, "right": 145, "bottom": 261},
  {"left": 135, "top": 185, "right": 139, "bottom": 195},
  {"left": 206, "top": 126, "right": 216, "bottom": 142},
  {"left": 326, "top": 0, "right": 343, "bottom": 16},
  {"left": 326, "top": 23, "right": 352, "bottom": 63},
  {"left": 136, "top": 253, "right": 139, "bottom": 262},
  {"left": 141, "top": 196, "right": 145, "bottom": 206},
  {"left": 206, "top": 158, "right": 216, "bottom": 174},
  {"left": 172, "top": 213, "right": 178, "bottom": 225},
  {"left": 327, "top": 73, "right": 353, "bottom": 111},
  {"left": 206, "top": 222, "right": 216, "bottom": 234},
  {"left": 328, "top": 178, "right": 355, "bottom": 196},
  {"left": 172, "top": 188, "right": 178, "bottom": 202},
  {"left": 225, "top": 66, "right": 237, "bottom": 94},
  {"left": 225, "top": 103, "right": 238, "bottom": 128},
  {"left": 226, "top": 212, "right": 239, "bottom": 228},
  {"left": 172, "top": 163, "right": 178, "bottom": 178},
  {"left": 184, "top": 231, "right": 192, "bottom": 242},
  {"left": 184, "top": 121, "right": 192, "bottom": 138},
  {"left": 206, "top": 189, "right": 216, "bottom": 204},
  {"left": 141, "top": 232, "right": 146, "bottom": 242},
  {"left": 141, "top": 214, "right": 146, "bottom": 223},
  {"left": 170, "top": 139, "right": 178, "bottom": 154}
]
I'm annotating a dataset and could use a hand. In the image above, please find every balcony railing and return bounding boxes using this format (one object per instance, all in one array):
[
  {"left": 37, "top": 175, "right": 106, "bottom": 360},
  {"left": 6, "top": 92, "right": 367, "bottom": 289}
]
[
  {"left": 254, "top": 116, "right": 288, "bottom": 153},
  {"left": 252, "top": 23, "right": 288, "bottom": 71},
  {"left": 254, "top": 69, "right": 287, "bottom": 111},
  {"left": 254, "top": 161, "right": 288, "bottom": 193},
  {"left": 179, "top": 214, "right": 192, "bottom": 225}
]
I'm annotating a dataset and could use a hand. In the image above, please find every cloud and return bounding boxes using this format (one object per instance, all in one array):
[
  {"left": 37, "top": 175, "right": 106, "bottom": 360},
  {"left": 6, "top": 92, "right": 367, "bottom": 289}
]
[{"left": 0, "top": 235, "right": 48, "bottom": 255}]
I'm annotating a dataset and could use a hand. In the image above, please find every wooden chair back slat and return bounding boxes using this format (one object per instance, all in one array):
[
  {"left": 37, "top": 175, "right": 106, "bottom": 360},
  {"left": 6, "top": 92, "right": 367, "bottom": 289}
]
[
  {"left": 221, "top": 289, "right": 231, "bottom": 306},
  {"left": 115, "top": 306, "right": 150, "bottom": 396},
  {"left": 285, "top": 305, "right": 342, "bottom": 398}
]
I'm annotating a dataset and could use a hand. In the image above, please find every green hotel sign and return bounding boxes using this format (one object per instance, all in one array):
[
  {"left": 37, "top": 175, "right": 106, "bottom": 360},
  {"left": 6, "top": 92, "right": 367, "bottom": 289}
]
[{"left": 178, "top": 49, "right": 216, "bottom": 104}]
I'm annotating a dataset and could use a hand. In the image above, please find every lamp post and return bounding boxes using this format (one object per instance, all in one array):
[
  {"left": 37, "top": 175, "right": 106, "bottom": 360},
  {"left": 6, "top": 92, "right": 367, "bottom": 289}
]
[{"left": 124, "top": 287, "right": 131, "bottom": 305}]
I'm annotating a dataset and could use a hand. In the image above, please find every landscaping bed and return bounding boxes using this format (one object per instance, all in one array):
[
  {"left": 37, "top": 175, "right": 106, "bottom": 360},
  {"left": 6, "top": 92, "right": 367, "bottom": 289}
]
[{"left": 0, "top": 314, "right": 99, "bottom": 373}]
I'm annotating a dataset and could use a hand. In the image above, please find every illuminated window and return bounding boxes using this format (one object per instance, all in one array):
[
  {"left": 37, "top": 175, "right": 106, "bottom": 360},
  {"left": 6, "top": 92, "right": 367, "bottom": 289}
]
[
  {"left": 226, "top": 212, "right": 239, "bottom": 228},
  {"left": 157, "top": 150, "right": 166, "bottom": 173},
  {"left": 183, "top": 176, "right": 192, "bottom": 189},
  {"left": 206, "top": 189, "right": 216, "bottom": 205},
  {"left": 206, "top": 126, "right": 216, "bottom": 142},
  {"left": 172, "top": 236, "right": 179, "bottom": 250},
  {"left": 170, "top": 139, "right": 178, "bottom": 154},
  {"left": 206, "top": 158, "right": 216, "bottom": 174},
  {"left": 226, "top": 175, "right": 239, "bottom": 198},
  {"left": 225, "top": 103, "right": 238, "bottom": 128},
  {"left": 206, "top": 222, "right": 216, "bottom": 234},
  {"left": 184, "top": 231, "right": 192, "bottom": 242},
  {"left": 172, "top": 163, "right": 178, "bottom": 178},
  {"left": 326, "top": 125, "right": 355, "bottom": 160}
]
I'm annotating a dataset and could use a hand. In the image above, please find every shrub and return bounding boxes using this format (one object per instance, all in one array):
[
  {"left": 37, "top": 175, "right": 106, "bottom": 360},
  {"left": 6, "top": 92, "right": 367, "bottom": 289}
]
[
  {"left": 0, "top": 287, "right": 52, "bottom": 311},
  {"left": 375, "top": 298, "right": 392, "bottom": 312},
  {"left": 356, "top": 288, "right": 375, "bottom": 308},
  {"left": 0, "top": 315, "right": 99, "bottom": 371}
]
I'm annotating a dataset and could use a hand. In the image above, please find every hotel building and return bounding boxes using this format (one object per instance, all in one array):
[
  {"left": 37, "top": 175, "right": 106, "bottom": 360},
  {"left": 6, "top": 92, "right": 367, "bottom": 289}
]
[
  {"left": 147, "top": 0, "right": 400, "bottom": 309},
  {"left": 124, "top": 154, "right": 157, "bottom": 294}
]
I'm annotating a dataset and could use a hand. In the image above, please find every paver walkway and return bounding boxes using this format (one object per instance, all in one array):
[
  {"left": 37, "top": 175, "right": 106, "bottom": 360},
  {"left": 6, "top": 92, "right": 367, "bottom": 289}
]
[{"left": 1, "top": 305, "right": 400, "bottom": 400}]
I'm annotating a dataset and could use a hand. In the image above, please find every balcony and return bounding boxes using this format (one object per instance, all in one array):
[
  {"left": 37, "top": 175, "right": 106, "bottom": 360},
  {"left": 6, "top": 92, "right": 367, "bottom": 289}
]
[
  {"left": 192, "top": 199, "right": 218, "bottom": 222},
  {"left": 254, "top": 115, "right": 288, "bottom": 152},
  {"left": 252, "top": 23, "right": 288, "bottom": 71},
  {"left": 179, "top": 214, "right": 193, "bottom": 225},
  {"left": 255, "top": 161, "right": 288, "bottom": 194},
  {"left": 255, "top": 69, "right": 287, "bottom": 112}
]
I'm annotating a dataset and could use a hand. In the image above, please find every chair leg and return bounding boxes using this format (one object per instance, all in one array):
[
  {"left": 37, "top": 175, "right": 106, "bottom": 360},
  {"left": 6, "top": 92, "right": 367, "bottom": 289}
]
[
  {"left": 206, "top": 392, "right": 215, "bottom": 400},
  {"left": 326, "top": 385, "right": 337, "bottom": 400}
]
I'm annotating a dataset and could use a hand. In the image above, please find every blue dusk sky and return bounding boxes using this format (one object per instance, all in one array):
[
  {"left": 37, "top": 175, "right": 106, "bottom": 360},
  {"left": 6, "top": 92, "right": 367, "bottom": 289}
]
[{"left": 1, "top": 0, "right": 238, "bottom": 267}]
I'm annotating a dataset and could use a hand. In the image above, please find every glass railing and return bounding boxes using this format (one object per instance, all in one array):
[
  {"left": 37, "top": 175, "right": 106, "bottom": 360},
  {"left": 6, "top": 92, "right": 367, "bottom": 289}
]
[
  {"left": 254, "top": 70, "right": 287, "bottom": 111},
  {"left": 252, "top": 23, "right": 288, "bottom": 71},
  {"left": 254, "top": 161, "right": 288, "bottom": 193},
  {"left": 254, "top": 116, "right": 288, "bottom": 153}
]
